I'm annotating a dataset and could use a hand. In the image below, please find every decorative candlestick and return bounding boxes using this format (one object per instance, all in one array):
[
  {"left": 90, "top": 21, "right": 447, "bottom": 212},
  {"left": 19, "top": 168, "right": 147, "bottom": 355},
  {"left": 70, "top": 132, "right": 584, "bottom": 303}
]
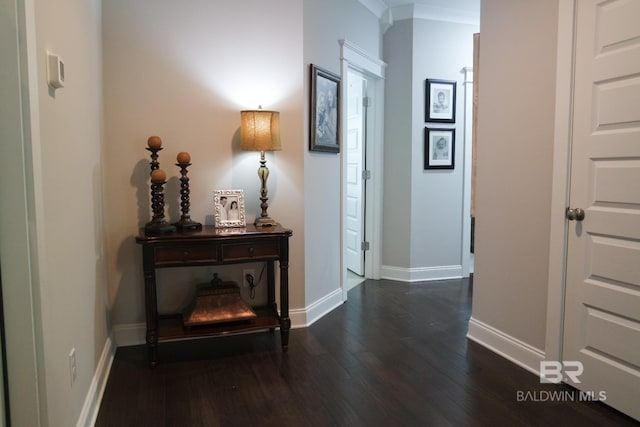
[
  {"left": 173, "top": 151, "right": 201, "bottom": 230},
  {"left": 146, "top": 136, "right": 163, "bottom": 172},
  {"left": 145, "top": 168, "right": 176, "bottom": 234}
]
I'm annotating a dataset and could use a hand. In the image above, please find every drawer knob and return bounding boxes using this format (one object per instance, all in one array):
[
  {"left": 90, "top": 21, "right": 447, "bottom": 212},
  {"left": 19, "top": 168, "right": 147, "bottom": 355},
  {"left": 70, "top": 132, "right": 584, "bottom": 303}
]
[
  {"left": 248, "top": 247, "right": 254, "bottom": 257},
  {"left": 182, "top": 251, "right": 191, "bottom": 260}
]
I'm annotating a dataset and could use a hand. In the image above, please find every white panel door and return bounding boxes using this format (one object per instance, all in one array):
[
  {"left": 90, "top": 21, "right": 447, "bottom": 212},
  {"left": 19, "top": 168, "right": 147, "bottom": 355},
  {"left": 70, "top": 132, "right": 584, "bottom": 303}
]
[
  {"left": 563, "top": 0, "right": 640, "bottom": 421},
  {"left": 345, "top": 70, "right": 366, "bottom": 276}
]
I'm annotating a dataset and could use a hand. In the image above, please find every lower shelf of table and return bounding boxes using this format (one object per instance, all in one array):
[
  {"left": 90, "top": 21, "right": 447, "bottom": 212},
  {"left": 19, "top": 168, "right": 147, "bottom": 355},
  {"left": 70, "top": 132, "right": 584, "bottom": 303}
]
[{"left": 156, "top": 306, "right": 280, "bottom": 341}]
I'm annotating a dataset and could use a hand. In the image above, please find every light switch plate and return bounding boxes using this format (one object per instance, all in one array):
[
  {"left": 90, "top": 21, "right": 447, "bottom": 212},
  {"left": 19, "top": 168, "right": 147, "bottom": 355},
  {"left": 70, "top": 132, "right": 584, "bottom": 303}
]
[{"left": 47, "top": 52, "right": 65, "bottom": 89}]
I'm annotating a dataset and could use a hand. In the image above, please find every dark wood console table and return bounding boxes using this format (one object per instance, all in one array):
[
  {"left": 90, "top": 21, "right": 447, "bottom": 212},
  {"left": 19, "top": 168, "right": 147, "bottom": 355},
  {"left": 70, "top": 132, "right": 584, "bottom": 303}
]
[{"left": 136, "top": 224, "right": 292, "bottom": 367}]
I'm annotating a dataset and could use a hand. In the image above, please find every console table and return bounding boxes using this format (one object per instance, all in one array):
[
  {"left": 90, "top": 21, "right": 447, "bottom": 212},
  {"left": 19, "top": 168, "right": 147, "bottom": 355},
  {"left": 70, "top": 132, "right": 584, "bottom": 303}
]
[{"left": 136, "top": 224, "right": 292, "bottom": 367}]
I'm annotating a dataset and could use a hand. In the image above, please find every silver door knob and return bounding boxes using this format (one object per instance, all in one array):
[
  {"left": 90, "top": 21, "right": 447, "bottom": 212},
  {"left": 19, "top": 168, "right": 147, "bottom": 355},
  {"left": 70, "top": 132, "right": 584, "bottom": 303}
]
[{"left": 566, "top": 207, "right": 585, "bottom": 221}]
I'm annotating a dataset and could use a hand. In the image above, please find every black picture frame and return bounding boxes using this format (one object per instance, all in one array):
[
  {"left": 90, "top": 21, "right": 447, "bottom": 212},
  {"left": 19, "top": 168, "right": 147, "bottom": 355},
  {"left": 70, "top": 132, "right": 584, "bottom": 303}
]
[
  {"left": 425, "top": 127, "right": 455, "bottom": 170},
  {"left": 425, "top": 79, "right": 456, "bottom": 123},
  {"left": 310, "top": 64, "right": 341, "bottom": 153}
]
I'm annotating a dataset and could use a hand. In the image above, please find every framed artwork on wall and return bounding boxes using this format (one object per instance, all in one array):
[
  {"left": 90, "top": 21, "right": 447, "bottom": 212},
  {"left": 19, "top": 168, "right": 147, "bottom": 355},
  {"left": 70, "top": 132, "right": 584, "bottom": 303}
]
[
  {"left": 424, "top": 127, "right": 455, "bottom": 170},
  {"left": 213, "top": 189, "right": 246, "bottom": 228},
  {"left": 425, "top": 79, "right": 456, "bottom": 123},
  {"left": 309, "top": 64, "right": 341, "bottom": 153}
]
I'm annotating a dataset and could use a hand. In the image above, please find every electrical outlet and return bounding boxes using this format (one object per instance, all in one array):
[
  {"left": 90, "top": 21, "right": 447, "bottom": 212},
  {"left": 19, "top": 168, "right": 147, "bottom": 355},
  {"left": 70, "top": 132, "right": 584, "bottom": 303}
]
[
  {"left": 69, "top": 348, "right": 77, "bottom": 386},
  {"left": 242, "top": 269, "right": 255, "bottom": 288}
]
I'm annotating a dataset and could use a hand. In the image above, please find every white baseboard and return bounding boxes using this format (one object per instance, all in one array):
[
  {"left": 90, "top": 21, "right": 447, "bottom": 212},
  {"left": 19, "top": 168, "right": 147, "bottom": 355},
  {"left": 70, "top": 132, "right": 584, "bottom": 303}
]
[
  {"left": 113, "top": 322, "right": 146, "bottom": 347},
  {"left": 76, "top": 335, "right": 116, "bottom": 427},
  {"left": 290, "top": 288, "right": 343, "bottom": 328},
  {"left": 467, "top": 316, "right": 545, "bottom": 375},
  {"left": 113, "top": 289, "right": 344, "bottom": 347},
  {"left": 380, "top": 264, "right": 463, "bottom": 282}
]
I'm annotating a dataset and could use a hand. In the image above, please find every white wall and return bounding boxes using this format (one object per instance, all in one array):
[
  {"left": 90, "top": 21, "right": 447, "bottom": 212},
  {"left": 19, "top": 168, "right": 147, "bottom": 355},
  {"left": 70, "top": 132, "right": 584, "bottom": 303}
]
[
  {"left": 0, "top": 0, "right": 110, "bottom": 424},
  {"left": 470, "top": 0, "right": 559, "bottom": 353},
  {"left": 103, "top": 1, "right": 305, "bottom": 333},
  {"left": 382, "top": 17, "right": 477, "bottom": 280}
]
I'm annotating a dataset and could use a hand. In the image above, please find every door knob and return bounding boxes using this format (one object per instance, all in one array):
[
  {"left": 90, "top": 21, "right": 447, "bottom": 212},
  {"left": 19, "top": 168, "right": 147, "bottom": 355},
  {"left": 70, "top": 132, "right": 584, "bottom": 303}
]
[{"left": 566, "top": 207, "right": 585, "bottom": 221}]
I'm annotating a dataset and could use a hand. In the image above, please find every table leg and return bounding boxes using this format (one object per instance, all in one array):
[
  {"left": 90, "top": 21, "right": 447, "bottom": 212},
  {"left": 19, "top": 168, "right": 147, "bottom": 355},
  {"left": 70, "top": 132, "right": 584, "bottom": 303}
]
[
  {"left": 279, "top": 236, "right": 290, "bottom": 351},
  {"left": 143, "top": 268, "right": 158, "bottom": 368}
]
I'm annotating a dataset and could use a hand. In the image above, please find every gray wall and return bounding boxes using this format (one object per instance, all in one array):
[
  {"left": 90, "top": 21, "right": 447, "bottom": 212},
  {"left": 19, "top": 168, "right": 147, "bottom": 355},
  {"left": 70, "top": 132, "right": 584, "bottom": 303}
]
[
  {"left": 410, "top": 19, "right": 477, "bottom": 269},
  {"left": 472, "top": 0, "right": 559, "bottom": 350},
  {"left": 1, "top": 0, "right": 109, "bottom": 424},
  {"left": 382, "top": 20, "right": 413, "bottom": 268},
  {"left": 102, "top": 0, "right": 382, "bottom": 333},
  {"left": 382, "top": 17, "right": 478, "bottom": 277},
  {"left": 303, "top": 0, "right": 382, "bottom": 305},
  {"left": 103, "top": 0, "right": 306, "bottom": 327}
]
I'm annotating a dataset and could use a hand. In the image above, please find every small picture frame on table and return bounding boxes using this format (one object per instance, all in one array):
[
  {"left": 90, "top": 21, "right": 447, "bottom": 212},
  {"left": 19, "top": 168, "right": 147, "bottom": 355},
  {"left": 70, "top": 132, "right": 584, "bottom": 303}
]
[
  {"left": 425, "top": 128, "right": 455, "bottom": 170},
  {"left": 425, "top": 79, "right": 456, "bottom": 123},
  {"left": 309, "top": 64, "right": 341, "bottom": 153},
  {"left": 213, "top": 189, "right": 246, "bottom": 228}
]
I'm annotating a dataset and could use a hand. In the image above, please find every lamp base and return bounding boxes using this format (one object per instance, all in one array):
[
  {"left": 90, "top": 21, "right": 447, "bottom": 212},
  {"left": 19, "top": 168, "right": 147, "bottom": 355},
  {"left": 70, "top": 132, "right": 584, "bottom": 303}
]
[
  {"left": 174, "top": 218, "right": 202, "bottom": 230},
  {"left": 254, "top": 216, "right": 277, "bottom": 227}
]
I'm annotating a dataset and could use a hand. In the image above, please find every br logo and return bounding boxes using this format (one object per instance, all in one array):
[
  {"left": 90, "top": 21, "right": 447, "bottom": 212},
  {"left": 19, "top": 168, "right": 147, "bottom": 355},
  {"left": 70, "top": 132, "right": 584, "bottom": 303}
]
[{"left": 539, "top": 361, "right": 584, "bottom": 384}]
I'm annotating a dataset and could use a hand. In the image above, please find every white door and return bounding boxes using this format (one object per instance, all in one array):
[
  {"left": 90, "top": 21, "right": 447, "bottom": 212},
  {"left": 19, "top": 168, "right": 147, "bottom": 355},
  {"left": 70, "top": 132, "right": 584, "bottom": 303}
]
[
  {"left": 345, "top": 70, "right": 367, "bottom": 276},
  {"left": 563, "top": 0, "right": 640, "bottom": 420}
]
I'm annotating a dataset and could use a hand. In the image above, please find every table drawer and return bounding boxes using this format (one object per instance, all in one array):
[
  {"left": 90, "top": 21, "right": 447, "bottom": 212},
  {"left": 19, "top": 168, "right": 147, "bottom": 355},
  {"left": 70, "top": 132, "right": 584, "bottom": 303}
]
[
  {"left": 222, "top": 241, "right": 278, "bottom": 261},
  {"left": 155, "top": 245, "right": 218, "bottom": 264}
]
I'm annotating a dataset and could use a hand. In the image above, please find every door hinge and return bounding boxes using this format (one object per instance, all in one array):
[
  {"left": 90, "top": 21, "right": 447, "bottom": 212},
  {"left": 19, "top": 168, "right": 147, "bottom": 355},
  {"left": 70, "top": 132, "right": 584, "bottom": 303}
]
[
  {"left": 363, "top": 96, "right": 371, "bottom": 108},
  {"left": 361, "top": 241, "right": 370, "bottom": 251},
  {"left": 362, "top": 170, "right": 371, "bottom": 180}
]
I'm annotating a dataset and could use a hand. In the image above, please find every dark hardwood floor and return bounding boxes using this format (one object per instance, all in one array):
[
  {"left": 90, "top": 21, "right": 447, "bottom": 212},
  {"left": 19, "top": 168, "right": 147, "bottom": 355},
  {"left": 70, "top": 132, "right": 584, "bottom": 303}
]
[{"left": 95, "top": 279, "right": 638, "bottom": 426}]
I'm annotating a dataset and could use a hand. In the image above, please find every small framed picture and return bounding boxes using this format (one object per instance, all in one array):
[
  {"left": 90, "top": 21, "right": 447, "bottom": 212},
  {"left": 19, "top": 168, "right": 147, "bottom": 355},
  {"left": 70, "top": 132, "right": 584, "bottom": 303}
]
[
  {"left": 425, "top": 79, "right": 456, "bottom": 123},
  {"left": 310, "top": 64, "right": 341, "bottom": 153},
  {"left": 213, "top": 189, "right": 246, "bottom": 228},
  {"left": 425, "top": 128, "right": 455, "bottom": 170}
]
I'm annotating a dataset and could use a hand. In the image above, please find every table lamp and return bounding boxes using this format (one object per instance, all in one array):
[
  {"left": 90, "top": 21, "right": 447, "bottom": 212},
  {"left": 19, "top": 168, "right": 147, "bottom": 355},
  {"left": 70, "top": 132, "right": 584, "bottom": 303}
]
[{"left": 240, "top": 108, "right": 282, "bottom": 226}]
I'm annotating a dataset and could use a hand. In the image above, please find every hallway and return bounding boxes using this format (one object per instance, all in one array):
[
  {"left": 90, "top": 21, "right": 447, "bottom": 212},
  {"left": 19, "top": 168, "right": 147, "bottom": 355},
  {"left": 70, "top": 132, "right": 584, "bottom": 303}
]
[{"left": 95, "top": 278, "right": 636, "bottom": 426}]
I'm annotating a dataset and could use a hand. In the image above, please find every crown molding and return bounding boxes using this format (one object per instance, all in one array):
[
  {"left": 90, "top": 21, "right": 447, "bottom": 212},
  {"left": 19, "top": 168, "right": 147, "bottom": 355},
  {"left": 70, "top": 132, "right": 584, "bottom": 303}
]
[
  {"left": 359, "top": 0, "right": 479, "bottom": 27},
  {"left": 358, "top": 0, "right": 388, "bottom": 19},
  {"left": 393, "top": 3, "right": 479, "bottom": 25}
]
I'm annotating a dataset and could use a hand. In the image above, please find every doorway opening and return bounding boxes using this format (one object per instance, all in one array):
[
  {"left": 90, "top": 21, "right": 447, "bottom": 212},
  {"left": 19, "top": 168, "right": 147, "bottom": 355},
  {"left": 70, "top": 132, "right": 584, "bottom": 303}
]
[{"left": 339, "top": 40, "right": 385, "bottom": 301}]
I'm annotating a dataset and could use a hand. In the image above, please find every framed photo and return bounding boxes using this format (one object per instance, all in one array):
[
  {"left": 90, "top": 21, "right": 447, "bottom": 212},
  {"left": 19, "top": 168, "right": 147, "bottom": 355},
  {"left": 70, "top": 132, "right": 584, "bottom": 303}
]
[
  {"left": 213, "top": 189, "right": 246, "bottom": 228},
  {"left": 425, "top": 128, "right": 455, "bottom": 170},
  {"left": 310, "top": 64, "right": 341, "bottom": 153},
  {"left": 425, "top": 79, "right": 456, "bottom": 123}
]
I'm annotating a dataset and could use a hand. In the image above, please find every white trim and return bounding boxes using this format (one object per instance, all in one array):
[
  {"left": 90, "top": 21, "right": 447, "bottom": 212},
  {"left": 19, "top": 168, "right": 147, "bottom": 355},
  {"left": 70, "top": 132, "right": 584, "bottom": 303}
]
[
  {"left": 76, "top": 336, "right": 116, "bottom": 427},
  {"left": 339, "top": 40, "right": 386, "bottom": 78},
  {"left": 545, "top": 0, "right": 576, "bottom": 365},
  {"left": 460, "top": 66, "right": 474, "bottom": 278},
  {"left": 290, "top": 288, "right": 344, "bottom": 328},
  {"left": 467, "top": 317, "right": 546, "bottom": 375},
  {"left": 380, "top": 265, "right": 462, "bottom": 282}
]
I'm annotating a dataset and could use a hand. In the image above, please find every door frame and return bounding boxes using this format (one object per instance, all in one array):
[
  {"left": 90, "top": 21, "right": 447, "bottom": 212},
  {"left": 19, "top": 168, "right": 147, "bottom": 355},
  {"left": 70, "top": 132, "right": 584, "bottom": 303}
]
[
  {"left": 545, "top": 0, "right": 576, "bottom": 363},
  {"left": 1, "top": 0, "right": 45, "bottom": 424},
  {"left": 339, "top": 40, "right": 386, "bottom": 301}
]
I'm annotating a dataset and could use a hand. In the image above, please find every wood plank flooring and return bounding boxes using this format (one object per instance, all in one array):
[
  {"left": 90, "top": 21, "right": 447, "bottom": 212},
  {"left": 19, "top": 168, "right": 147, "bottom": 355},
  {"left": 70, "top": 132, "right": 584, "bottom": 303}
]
[{"left": 95, "top": 278, "right": 639, "bottom": 426}]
